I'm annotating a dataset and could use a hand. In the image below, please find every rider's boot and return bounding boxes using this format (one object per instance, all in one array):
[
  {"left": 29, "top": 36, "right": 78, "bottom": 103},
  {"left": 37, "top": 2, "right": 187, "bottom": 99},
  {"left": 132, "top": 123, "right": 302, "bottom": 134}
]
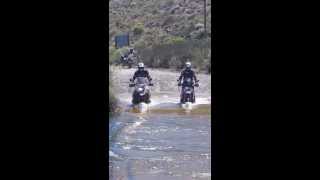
[{"left": 146, "top": 93, "right": 151, "bottom": 104}]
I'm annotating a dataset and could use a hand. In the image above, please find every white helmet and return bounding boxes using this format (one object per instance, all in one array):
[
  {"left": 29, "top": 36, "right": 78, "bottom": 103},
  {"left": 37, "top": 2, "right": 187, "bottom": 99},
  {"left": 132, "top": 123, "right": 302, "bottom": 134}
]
[
  {"left": 185, "top": 62, "right": 191, "bottom": 68},
  {"left": 138, "top": 62, "right": 144, "bottom": 68}
]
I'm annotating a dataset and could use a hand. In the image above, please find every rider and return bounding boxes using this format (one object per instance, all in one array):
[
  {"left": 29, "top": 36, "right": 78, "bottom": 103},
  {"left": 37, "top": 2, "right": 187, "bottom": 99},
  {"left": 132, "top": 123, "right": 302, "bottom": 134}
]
[
  {"left": 127, "top": 48, "right": 138, "bottom": 65},
  {"left": 131, "top": 62, "right": 153, "bottom": 84},
  {"left": 130, "top": 62, "right": 153, "bottom": 103},
  {"left": 120, "top": 48, "right": 135, "bottom": 64},
  {"left": 177, "top": 61, "right": 199, "bottom": 103},
  {"left": 128, "top": 48, "right": 135, "bottom": 55}
]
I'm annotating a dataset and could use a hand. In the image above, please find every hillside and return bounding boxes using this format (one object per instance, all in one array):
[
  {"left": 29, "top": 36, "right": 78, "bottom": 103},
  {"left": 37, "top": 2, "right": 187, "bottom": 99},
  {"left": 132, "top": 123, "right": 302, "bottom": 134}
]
[
  {"left": 108, "top": 0, "right": 214, "bottom": 73},
  {"left": 109, "top": 0, "right": 213, "bottom": 45}
]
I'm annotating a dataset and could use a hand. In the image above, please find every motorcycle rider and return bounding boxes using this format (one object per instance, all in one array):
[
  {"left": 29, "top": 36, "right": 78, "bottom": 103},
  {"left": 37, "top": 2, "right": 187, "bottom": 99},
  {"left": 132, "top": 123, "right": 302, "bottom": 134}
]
[
  {"left": 177, "top": 61, "right": 199, "bottom": 103},
  {"left": 128, "top": 48, "right": 135, "bottom": 55},
  {"left": 127, "top": 47, "right": 136, "bottom": 58},
  {"left": 119, "top": 48, "right": 136, "bottom": 67},
  {"left": 130, "top": 62, "right": 153, "bottom": 103},
  {"left": 131, "top": 62, "right": 153, "bottom": 83}
]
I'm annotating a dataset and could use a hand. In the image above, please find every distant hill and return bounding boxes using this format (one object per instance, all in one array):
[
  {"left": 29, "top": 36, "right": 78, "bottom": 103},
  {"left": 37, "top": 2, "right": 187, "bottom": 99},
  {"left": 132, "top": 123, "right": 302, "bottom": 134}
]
[
  {"left": 108, "top": 0, "right": 214, "bottom": 73},
  {"left": 109, "top": 0, "right": 213, "bottom": 46}
]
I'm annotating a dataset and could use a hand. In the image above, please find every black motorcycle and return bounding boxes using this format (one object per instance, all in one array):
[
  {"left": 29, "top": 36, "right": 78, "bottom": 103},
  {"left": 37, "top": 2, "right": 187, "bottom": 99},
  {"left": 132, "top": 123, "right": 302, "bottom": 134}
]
[
  {"left": 129, "top": 77, "right": 153, "bottom": 105},
  {"left": 118, "top": 54, "right": 134, "bottom": 68},
  {"left": 178, "top": 78, "right": 199, "bottom": 104}
]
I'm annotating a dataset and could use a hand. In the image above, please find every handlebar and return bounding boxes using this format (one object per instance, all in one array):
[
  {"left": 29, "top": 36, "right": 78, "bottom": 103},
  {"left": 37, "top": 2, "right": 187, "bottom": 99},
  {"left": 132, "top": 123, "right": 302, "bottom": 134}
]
[
  {"left": 129, "top": 83, "right": 153, "bottom": 87},
  {"left": 178, "top": 83, "right": 199, "bottom": 87}
]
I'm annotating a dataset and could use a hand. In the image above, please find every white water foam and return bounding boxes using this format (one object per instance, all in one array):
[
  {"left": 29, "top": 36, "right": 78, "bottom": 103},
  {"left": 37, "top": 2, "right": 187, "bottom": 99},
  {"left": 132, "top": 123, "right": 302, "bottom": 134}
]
[
  {"left": 124, "top": 116, "right": 146, "bottom": 134},
  {"left": 118, "top": 92, "right": 210, "bottom": 110},
  {"left": 109, "top": 150, "right": 121, "bottom": 159}
]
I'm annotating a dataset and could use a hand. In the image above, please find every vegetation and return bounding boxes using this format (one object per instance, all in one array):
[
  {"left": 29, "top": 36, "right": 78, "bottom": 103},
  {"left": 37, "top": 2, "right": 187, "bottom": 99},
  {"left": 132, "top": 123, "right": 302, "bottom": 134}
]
[
  {"left": 109, "top": 70, "right": 118, "bottom": 114},
  {"left": 108, "top": 0, "right": 214, "bottom": 74},
  {"left": 136, "top": 38, "right": 211, "bottom": 72}
]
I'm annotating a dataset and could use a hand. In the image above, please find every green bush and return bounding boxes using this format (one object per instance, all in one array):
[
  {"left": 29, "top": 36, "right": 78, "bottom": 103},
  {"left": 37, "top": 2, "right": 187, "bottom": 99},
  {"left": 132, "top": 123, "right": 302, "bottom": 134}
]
[
  {"left": 133, "top": 23, "right": 144, "bottom": 36},
  {"left": 109, "top": 69, "right": 118, "bottom": 113},
  {"left": 109, "top": 86, "right": 118, "bottom": 113},
  {"left": 164, "top": 36, "right": 185, "bottom": 45},
  {"left": 137, "top": 38, "right": 211, "bottom": 72},
  {"left": 109, "top": 47, "right": 129, "bottom": 64}
]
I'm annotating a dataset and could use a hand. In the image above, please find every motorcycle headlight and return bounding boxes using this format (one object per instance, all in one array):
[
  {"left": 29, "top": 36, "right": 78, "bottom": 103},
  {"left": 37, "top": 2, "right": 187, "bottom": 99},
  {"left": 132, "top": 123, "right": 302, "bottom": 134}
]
[{"left": 137, "top": 87, "right": 143, "bottom": 92}]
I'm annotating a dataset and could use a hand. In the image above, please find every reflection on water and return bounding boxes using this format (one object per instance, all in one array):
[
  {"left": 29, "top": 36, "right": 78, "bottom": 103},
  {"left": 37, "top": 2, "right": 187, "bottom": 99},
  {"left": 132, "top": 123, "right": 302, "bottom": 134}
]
[{"left": 109, "top": 105, "right": 211, "bottom": 180}]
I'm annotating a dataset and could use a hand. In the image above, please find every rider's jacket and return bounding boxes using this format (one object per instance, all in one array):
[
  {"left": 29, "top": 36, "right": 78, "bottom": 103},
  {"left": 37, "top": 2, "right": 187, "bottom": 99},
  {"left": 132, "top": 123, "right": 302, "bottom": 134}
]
[
  {"left": 178, "top": 69, "right": 197, "bottom": 86},
  {"left": 132, "top": 70, "right": 152, "bottom": 81}
]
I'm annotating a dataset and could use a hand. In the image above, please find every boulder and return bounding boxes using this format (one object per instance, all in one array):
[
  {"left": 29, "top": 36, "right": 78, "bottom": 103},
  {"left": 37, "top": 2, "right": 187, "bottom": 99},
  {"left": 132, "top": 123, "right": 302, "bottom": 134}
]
[{"left": 195, "top": 23, "right": 204, "bottom": 30}]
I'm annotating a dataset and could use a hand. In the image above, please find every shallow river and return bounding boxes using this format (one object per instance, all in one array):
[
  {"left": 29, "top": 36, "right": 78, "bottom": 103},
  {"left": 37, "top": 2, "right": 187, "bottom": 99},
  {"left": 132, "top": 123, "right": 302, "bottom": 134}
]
[{"left": 109, "top": 67, "right": 212, "bottom": 180}]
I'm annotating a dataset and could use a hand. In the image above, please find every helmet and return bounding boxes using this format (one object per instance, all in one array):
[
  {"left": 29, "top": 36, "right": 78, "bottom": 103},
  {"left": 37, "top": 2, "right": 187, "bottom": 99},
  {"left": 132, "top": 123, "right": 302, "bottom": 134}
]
[
  {"left": 185, "top": 62, "right": 191, "bottom": 69},
  {"left": 138, "top": 62, "right": 144, "bottom": 70},
  {"left": 138, "top": 62, "right": 144, "bottom": 68}
]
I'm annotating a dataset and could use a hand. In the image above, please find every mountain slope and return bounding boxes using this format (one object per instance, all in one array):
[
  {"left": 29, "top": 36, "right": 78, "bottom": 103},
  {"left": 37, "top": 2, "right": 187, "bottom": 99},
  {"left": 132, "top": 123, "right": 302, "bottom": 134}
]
[{"left": 109, "top": 0, "right": 212, "bottom": 46}]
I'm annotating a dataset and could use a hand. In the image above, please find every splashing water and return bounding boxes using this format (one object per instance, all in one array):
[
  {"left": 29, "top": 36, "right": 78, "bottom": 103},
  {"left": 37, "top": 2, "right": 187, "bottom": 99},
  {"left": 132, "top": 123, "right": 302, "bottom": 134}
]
[{"left": 109, "top": 67, "right": 212, "bottom": 179}]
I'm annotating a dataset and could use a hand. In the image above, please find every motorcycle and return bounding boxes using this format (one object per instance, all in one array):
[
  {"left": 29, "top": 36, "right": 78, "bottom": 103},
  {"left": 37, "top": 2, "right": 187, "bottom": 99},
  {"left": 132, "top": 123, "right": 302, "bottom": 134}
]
[
  {"left": 116, "top": 51, "right": 137, "bottom": 68},
  {"left": 178, "top": 78, "right": 199, "bottom": 108},
  {"left": 129, "top": 77, "right": 153, "bottom": 105},
  {"left": 118, "top": 54, "right": 134, "bottom": 68}
]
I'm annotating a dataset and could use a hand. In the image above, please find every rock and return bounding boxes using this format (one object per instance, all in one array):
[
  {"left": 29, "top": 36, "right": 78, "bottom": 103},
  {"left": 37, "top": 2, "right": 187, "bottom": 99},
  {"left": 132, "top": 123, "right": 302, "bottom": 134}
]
[
  {"left": 187, "top": 14, "right": 196, "bottom": 20},
  {"left": 170, "top": 6, "right": 180, "bottom": 14},
  {"left": 185, "top": 9, "right": 194, "bottom": 14},
  {"left": 195, "top": 23, "right": 204, "bottom": 30},
  {"left": 145, "top": 22, "right": 153, "bottom": 28},
  {"left": 162, "top": 16, "right": 175, "bottom": 27}
]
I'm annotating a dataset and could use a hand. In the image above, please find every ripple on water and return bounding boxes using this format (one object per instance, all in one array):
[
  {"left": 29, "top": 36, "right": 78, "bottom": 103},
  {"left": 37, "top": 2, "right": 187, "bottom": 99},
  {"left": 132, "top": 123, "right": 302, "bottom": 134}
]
[{"left": 109, "top": 101, "right": 211, "bottom": 180}]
